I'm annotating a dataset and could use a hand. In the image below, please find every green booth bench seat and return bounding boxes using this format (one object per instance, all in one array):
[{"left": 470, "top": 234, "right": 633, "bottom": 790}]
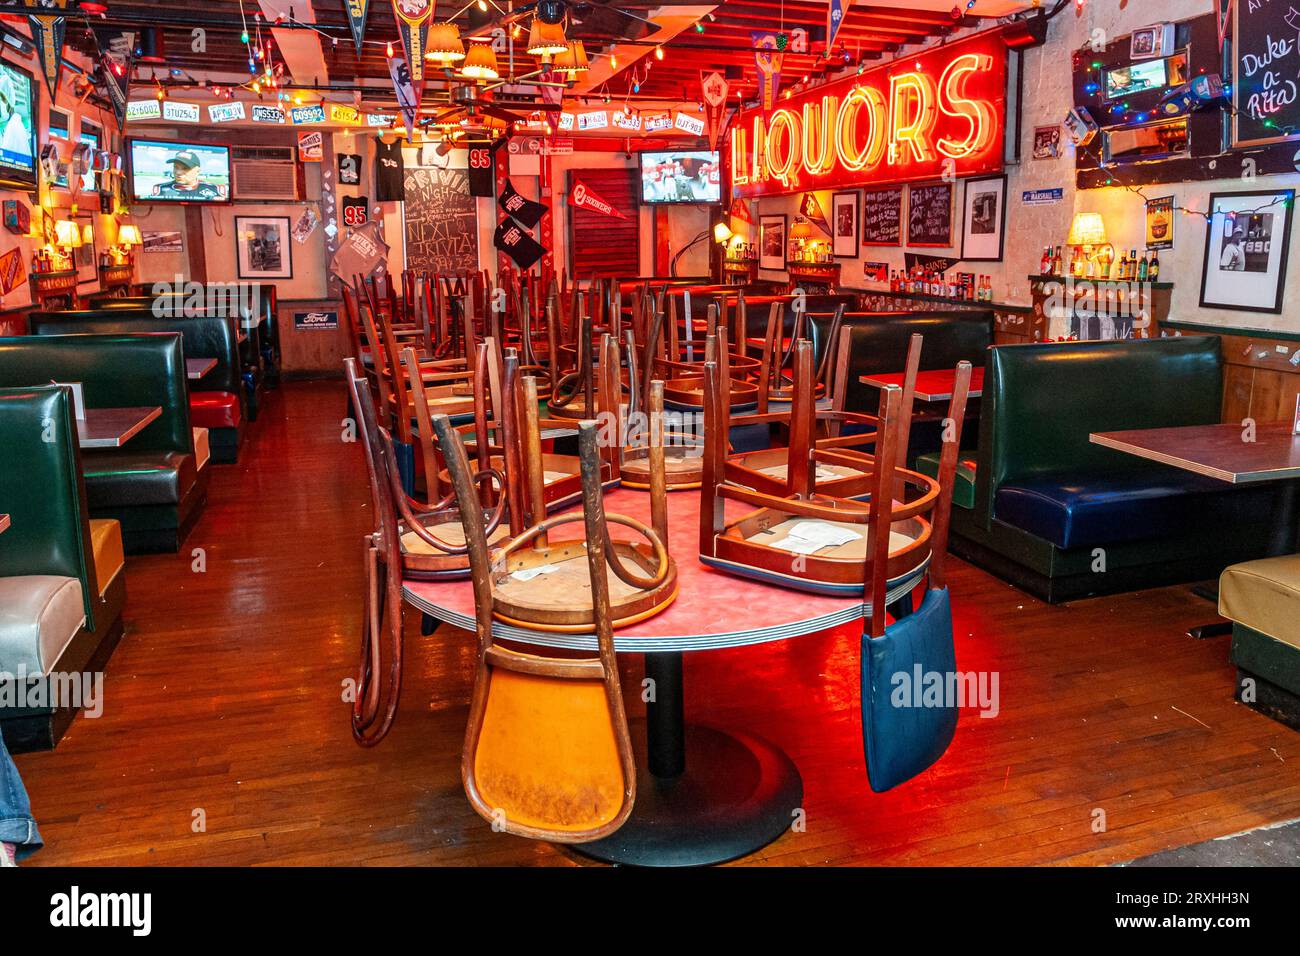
[
  {"left": 0, "top": 333, "right": 209, "bottom": 554},
  {"left": 947, "top": 336, "right": 1277, "bottom": 604},
  {"left": 0, "top": 386, "right": 127, "bottom": 752}
]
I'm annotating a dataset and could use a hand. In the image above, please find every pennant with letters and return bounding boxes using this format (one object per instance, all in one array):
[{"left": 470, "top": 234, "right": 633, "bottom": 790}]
[
  {"left": 729, "top": 197, "right": 753, "bottom": 225},
  {"left": 391, "top": 0, "right": 434, "bottom": 93},
  {"left": 752, "top": 31, "right": 785, "bottom": 112},
  {"left": 25, "top": 0, "right": 71, "bottom": 98},
  {"left": 701, "top": 70, "right": 729, "bottom": 152},
  {"left": 826, "top": 0, "right": 854, "bottom": 54},
  {"left": 800, "top": 192, "right": 831, "bottom": 235},
  {"left": 346, "top": 0, "right": 370, "bottom": 56},
  {"left": 387, "top": 55, "right": 421, "bottom": 139},
  {"left": 569, "top": 176, "right": 626, "bottom": 220},
  {"left": 93, "top": 26, "right": 136, "bottom": 129}
]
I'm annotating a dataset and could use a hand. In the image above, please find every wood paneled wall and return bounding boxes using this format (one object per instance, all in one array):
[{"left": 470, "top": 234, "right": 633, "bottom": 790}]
[{"left": 1217, "top": 331, "right": 1300, "bottom": 424}]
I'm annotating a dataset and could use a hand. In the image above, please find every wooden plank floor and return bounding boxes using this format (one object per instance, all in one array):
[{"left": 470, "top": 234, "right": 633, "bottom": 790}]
[{"left": 16, "top": 381, "right": 1300, "bottom": 866}]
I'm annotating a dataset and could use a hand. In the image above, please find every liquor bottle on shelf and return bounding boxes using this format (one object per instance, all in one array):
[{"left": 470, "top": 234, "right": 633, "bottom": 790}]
[
  {"left": 1137, "top": 249, "right": 1149, "bottom": 282},
  {"left": 1148, "top": 250, "right": 1160, "bottom": 282},
  {"left": 1051, "top": 245, "right": 1063, "bottom": 275},
  {"left": 1040, "top": 247, "right": 1052, "bottom": 275}
]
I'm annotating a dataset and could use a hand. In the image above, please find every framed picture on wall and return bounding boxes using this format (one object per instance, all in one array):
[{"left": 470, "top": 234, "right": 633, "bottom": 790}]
[
  {"left": 959, "top": 175, "right": 1007, "bottom": 261},
  {"left": 74, "top": 216, "right": 98, "bottom": 287},
  {"left": 759, "top": 213, "right": 786, "bottom": 271},
  {"left": 1199, "top": 189, "right": 1294, "bottom": 314},
  {"left": 831, "top": 191, "right": 859, "bottom": 258},
  {"left": 235, "top": 215, "right": 293, "bottom": 280}
]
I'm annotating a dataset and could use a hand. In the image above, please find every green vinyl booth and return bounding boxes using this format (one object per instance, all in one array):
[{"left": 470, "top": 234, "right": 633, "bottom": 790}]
[
  {"left": 0, "top": 386, "right": 127, "bottom": 752},
  {"left": 948, "top": 336, "right": 1277, "bottom": 603},
  {"left": 0, "top": 333, "right": 208, "bottom": 554},
  {"left": 29, "top": 310, "right": 246, "bottom": 463}
]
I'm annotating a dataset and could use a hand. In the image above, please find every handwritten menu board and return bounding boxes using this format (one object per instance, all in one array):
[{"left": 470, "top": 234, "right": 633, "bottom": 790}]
[
  {"left": 861, "top": 187, "right": 903, "bottom": 246},
  {"left": 907, "top": 182, "right": 953, "bottom": 247},
  {"left": 402, "top": 166, "right": 479, "bottom": 275},
  {"left": 1233, "top": 2, "right": 1300, "bottom": 146}
]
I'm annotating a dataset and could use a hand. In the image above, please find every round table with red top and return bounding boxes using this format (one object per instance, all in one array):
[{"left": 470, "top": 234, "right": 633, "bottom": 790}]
[{"left": 402, "top": 485, "right": 921, "bottom": 866}]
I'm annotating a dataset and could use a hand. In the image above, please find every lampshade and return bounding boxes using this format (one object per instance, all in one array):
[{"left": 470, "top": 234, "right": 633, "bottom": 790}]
[
  {"left": 1067, "top": 212, "right": 1107, "bottom": 246},
  {"left": 713, "top": 221, "right": 734, "bottom": 244},
  {"left": 526, "top": 16, "right": 568, "bottom": 57},
  {"left": 426, "top": 22, "right": 465, "bottom": 63},
  {"left": 460, "top": 41, "right": 499, "bottom": 79},
  {"left": 118, "top": 224, "right": 142, "bottom": 246},
  {"left": 553, "top": 40, "right": 589, "bottom": 75},
  {"left": 789, "top": 217, "right": 814, "bottom": 240},
  {"left": 82, "top": 224, "right": 94, "bottom": 245},
  {"left": 55, "top": 219, "right": 81, "bottom": 248}
]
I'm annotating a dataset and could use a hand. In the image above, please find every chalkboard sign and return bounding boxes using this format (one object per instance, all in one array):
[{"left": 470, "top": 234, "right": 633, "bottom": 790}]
[
  {"left": 861, "top": 187, "right": 902, "bottom": 246},
  {"left": 403, "top": 166, "right": 479, "bottom": 275},
  {"left": 1233, "top": 2, "right": 1300, "bottom": 146},
  {"left": 907, "top": 182, "right": 953, "bottom": 247}
]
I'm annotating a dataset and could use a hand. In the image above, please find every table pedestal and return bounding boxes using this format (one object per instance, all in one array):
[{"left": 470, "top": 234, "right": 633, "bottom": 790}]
[{"left": 578, "top": 653, "right": 803, "bottom": 867}]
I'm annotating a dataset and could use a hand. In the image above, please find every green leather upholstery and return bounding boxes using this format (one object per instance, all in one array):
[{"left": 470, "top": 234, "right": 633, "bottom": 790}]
[{"left": 915, "top": 450, "right": 977, "bottom": 510}]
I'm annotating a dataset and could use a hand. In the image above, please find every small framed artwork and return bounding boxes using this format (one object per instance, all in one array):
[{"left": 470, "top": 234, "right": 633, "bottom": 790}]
[
  {"left": 1145, "top": 196, "right": 1175, "bottom": 250},
  {"left": 960, "top": 175, "right": 1007, "bottom": 262},
  {"left": 831, "top": 191, "right": 859, "bottom": 258},
  {"left": 235, "top": 215, "right": 293, "bottom": 280},
  {"left": 74, "top": 216, "right": 98, "bottom": 287},
  {"left": 759, "top": 213, "right": 786, "bottom": 271},
  {"left": 1199, "top": 189, "right": 1294, "bottom": 314},
  {"left": 906, "top": 182, "right": 953, "bottom": 248},
  {"left": 1032, "top": 125, "right": 1061, "bottom": 160}
]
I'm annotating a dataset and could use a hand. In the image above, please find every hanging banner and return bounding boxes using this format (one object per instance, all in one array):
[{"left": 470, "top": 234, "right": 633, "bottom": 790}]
[
  {"left": 495, "top": 217, "right": 546, "bottom": 270},
  {"left": 25, "top": 0, "right": 70, "bottom": 98},
  {"left": 826, "top": 0, "right": 854, "bottom": 54},
  {"left": 731, "top": 31, "right": 1007, "bottom": 198},
  {"left": 341, "top": 196, "right": 369, "bottom": 227},
  {"left": 387, "top": 55, "right": 420, "bottom": 139},
  {"left": 1215, "top": 0, "right": 1233, "bottom": 52},
  {"left": 93, "top": 27, "right": 135, "bottom": 129},
  {"left": 346, "top": 0, "right": 370, "bottom": 56},
  {"left": 467, "top": 142, "right": 496, "bottom": 197},
  {"left": 701, "top": 71, "right": 729, "bottom": 151},
  {"left": 499, "top": 180, "right": 547, "bottom": 228},
  {"left": 729, "top": 197, "right": 753, "bottom": 224},
  {"left": 799, "top": 191, "right": 831, "bottom": 234},
  {"left": 330, "top": 219, "right": 389, "bottom": 282},
  {"left": 390, "top": 0, "right": 434, "bottom": 93},
  {"left": 752, "top": 31, "right": 785, "bottom": 112},
  {"left": 570, "top": 176, "right": 627, "bottom": 220}
]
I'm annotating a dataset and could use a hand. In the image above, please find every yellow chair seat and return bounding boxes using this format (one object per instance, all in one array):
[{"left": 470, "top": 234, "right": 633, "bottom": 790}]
[
  {"left": 88, "top": 518, "right": 125, "bottom": 597},
  {"left": 1219, "top": 554, "right": 1300, "bottom": 651}
]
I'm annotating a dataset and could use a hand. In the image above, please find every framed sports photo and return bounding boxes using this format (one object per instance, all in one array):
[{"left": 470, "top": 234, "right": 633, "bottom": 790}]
[
  {"left": 1199, "top": 189, "right": 1294, "bottom": 314},
  {"left": 759, "top": 213, "right": 786, "bottom": 271},
  {"left": 831, "top": 191, "right": 859, "bottom": 258},
  {"left": 235, "top": 215, "right": 293, "bottom": 280},
  {"left": 960, "top": 175, "right": 1007, "bottom": 262}
]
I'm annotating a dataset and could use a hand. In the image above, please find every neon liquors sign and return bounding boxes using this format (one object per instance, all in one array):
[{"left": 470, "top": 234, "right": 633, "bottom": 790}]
[{"left": 730, "top": 32, "right": 1008, "bottom": 197}]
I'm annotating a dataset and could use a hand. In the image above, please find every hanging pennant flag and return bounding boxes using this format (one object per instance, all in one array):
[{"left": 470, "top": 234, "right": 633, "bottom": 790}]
[
  {"left": 494, "top": 217, "right": 546, "bottom": 270},
  {"left": 700, "top": 70, "right": 729, "bottom": 151},
  {"left": 1214, "top": 0, "right": 1233, "bottom": 52},
  {"left": 729, "top": 197, "right": 753, "bottom": 225},
  {"left": 569, "top": 176, "right": 626, "bottom": 220},
  {"left": 390, "top": 0, "right": 434, "bottom": 95},
  {"left": 826, "top": 0, "right": 854, "bottom": 55},
  {"left": 499, "top": 180, "right": 548, "bottom": 228},
  {"left": 800, "top": 192, "right": 831, "bottom": 234},
  {"left": 25, "top": 0, "right": 71, "bottom": 98},
  {"left": 345, "top": 0, "right": 370, "bottom": 56},
  {"left": 94, "top": 27, "right": 136, "bottom": 130},
  {"left": 752, "top": 32, "right": 785, "bottom": 112},
  {"left": 387, "top": 55, "right": 420, "bottom": 139}
]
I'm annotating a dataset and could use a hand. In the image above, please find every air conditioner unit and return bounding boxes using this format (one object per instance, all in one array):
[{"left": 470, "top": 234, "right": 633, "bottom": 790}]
[{"left": 231, "top": 145, "right": 300, "bottom": 200}]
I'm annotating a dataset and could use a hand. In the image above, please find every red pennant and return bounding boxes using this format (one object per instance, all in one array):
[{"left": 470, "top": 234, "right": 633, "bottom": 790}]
[
  {"left": 752, "top": 32, "right": 785, "bottom": 111},
  {"left": 800, "top": 192, "right": 831, "bottom": 234},
  {"left": 570, "top": 176, "right": 626, "bottom": 220},
  {"left": 701, "top": 70, "right": 729, "bottom": 152},
  {"left": 390, "top": 0, "right": 434, "bottom": 93},
  {"left": 729, "top": 197, "right": 753, "bottom": 224}
]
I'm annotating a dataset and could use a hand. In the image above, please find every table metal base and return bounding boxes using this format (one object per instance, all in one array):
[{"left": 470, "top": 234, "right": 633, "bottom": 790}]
[{"left": 577, "top": 722, "right": 803, "bottom": 867}]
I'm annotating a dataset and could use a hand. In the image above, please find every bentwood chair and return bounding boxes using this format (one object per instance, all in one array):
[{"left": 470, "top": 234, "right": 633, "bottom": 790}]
[{"left": 435, "top": 415, "right": 638, "bottom": 842}]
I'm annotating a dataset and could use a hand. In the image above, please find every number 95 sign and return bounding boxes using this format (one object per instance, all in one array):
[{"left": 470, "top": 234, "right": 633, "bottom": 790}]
[{"left": 342, "top": 197, "right": 369, "bottom": 228}]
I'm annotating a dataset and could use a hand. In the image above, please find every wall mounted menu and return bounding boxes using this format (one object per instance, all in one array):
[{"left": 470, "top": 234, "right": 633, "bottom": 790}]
[
  {"left": 861, "top": 187, "right": 903, "bottom": 246},
  {"left": 1233, "top": 2, "right": 1300, "bottom": 146},
  {"left": 402, "top": 166, "right": 479, "bottom": 275},
  {"left": 907, "top": 182, "right": 954, "bottom": 247}
]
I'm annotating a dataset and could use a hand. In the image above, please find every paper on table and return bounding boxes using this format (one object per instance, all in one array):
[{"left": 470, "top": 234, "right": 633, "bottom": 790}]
[
  {"left": 757, "top": 464, "right": 846, "bottom": 481},
  {"left": 766, "top": 520, "right": 863, "bottom": 554},
  {"left": 511, "top": 564, "right": 560, "bottom": 582}
]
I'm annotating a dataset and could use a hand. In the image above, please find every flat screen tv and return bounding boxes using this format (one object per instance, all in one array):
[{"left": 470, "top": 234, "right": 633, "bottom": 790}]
[
  {"left": 128, "top": 139, "right": 231, "bottom": 203},
  {"left": 640, "top": 150, "right": 721, "bottom": 204},
  {"left": 0, "top": 61, "right": 37, "bottom": 191}
]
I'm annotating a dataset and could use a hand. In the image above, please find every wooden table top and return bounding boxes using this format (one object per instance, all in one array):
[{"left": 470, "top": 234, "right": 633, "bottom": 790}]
[
  {"left": 77, "top": 406, "right": 162, "bottom": 449},
  {"left": 186, "top": 357, "right": 217, "bottom": 380},
  {"left": 402, "top": 486, "right": 916, "bottom": 654},
  {"left": 1090, "top": 421, "right": 1300, "bottom": 483},
  {"left": 859, "top": 367, "right": 985, "bottom": 402}
]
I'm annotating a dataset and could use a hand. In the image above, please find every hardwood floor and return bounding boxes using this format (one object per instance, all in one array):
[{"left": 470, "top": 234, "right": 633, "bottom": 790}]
[{"left": 17, "top": 380, "right": 1300, "bottom": 866}]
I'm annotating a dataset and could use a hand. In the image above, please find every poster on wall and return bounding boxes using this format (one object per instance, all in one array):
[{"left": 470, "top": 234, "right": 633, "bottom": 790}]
[
  {"left": 297, "top": 132, "right": 324, "bottom": 162},
  {"left": 293, "top": 310, "right": 339, "bottom": 332},
  {"left": 1199, "top": 189, "right": 1294, "bottom": 315},
  {"left": 142, "top": 230, "right": 182, "bottom": 253},
  {"left": 235, "top": 216, "right": 293, "bottom": 280},
  {"left": 1032, "top": 125, "right": 1061, "bottom": 160},
  {"left": 74, "top": 216, "right": 98, "bottom": 287},
  {"left": 403, "top": 166, "right": 478, "bottom": 275},
  {"left": 906, "top": 182, "right": 953, "bottom": 248},
  {"left": 831, "top": 191, "right": 858, "bottom": 258},
  {"left": 1145, "top": 196, "right": 1175, "bottom": 250},
  {"left": 759, "top": 214, "right": 786, "bottom": 271},
  {"left": 959, "top": 175, "right": 1007, "bottom": 262}
]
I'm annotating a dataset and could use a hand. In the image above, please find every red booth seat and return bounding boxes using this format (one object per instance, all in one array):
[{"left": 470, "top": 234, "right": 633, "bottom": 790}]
[{"left": 189, "top": 391, "right": 242, "bottom": 429}]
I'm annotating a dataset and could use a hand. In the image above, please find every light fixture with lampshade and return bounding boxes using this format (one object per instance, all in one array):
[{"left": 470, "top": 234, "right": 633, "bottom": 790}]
[
  {"left": 459, "top": 40, "right": 499, "bottom": 79},
  {"left": 553, "top": 39, "right": 588, "bottom": 77},
  {"left": 426, "top": 21, "right": 465, "bottom": 64},
  {"left": 1066, "top": 212, "right": 1113, "bottom": 278},
  {"left": 526, "top": 15, "right": 568, "bottom": 58}
]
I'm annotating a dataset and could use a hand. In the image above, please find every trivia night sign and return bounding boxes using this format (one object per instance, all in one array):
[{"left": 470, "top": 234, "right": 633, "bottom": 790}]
[{"left": 730, "top": 31, "right": 1007, "bottom": 198}]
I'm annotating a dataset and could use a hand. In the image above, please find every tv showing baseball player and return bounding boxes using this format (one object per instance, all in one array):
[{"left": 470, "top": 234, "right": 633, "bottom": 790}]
[
  {"left": 639, "top": 150, "right": 720, "bottom": 204},
  {"left": 0, "top": 61, "right": 37, "bottom": 191},
  {"left": 128, "top": 139, "right": 231, "bottom": 203}
]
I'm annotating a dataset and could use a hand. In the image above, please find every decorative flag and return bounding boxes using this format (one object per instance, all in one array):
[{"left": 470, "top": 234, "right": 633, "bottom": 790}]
[
  {"left": 93, "top": 27, "right": 136, "bottom": 129},
  {"left": 390, "top": 0, "right": 434, "bottom": 93},
  {"left": 826, "top": 0, "right": 854, "bottom": 55},
  {"left": 499, "top": 180, "right": 548, "bottom": 228},
  {"left": 494, "top": 217, "right": 546, "bottom": 270},
  {"left": 701, "top": 70, "right": 729, "bottom": 152},
  {"left": 904, "top": 252, "right": 961, "bottom": 274},
  {"left": 1214, "top": 0, "right": 1233, "bottom": 52},
  {"left": 569, "top": 176, "right": 626, "bottom": 220},
  {"left": 729, "top": 197, "right": 753, "bottom": 224},
  {"left": 25, "top": 0, "right": 70, "bottom": 98},
  {"left": 387, "top": 55, "right": 420, "bottom": 139},
  {"left": 346, "top": 0, "right": 370, "bottom": 56},
  {"left": 752, "top": 31, "right": 785, "bottom": 112},
  {"left": 800, "top": 192, "right": 831, "bottom": 234}
]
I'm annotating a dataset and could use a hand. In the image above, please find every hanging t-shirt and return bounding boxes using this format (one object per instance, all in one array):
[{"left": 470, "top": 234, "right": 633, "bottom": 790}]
[
  {"left": 375, "top": 139, "right": 405, "bottom": 202},
  {"left": 494, "top": 216, "right": 546, "bottom": 270}
]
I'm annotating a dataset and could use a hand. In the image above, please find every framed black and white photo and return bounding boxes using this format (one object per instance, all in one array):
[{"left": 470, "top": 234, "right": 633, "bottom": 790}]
[
  {"left": 960, "top": 175, "right": 1007, "bottom": 262},
  {"left": 1199, "top": 189, "right": 1294, "bottom": 314},
  {"left": 235, "top": 216, "right": 293, "bottom": 280},
  {"left": 831, "top": 191, "right": 859, "bottom": 258},
  {"left": 759, "top": 213, "right": 786, "bottom": 271}
]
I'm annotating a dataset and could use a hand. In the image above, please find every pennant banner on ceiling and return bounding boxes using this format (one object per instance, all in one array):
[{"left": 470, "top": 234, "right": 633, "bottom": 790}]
[
  {"left": 751, "top": 31, "right": 784, "bottom": 112},
  {"left": 93, "top": 26, "right": 136, "bottom": 129},
  {"left": 799, "top": 192, "right": 831, "bottom": 235},
  {"left": 700, "top": 70, "right": 729, "bottom": 152},
  {"left": 346, "top": 0, "right": 370, "bottom": 56},
  {"left": 569, "top": 175, "right": 627, "bottom": 220},
  {"left": 387, "top": 55, "right": 420, "bottom": 139},
  {"left": 25, "top": 0, "right": 71, "bottom": 98},
  {"left": 826, "top": 0, "right": 854, "bottom": 54},
  {"left": 390, "top": 0, "right": 434, "bottom": 93}
]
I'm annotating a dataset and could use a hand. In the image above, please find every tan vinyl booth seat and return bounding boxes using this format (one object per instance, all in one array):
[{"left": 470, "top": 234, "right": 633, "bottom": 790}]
[
  {"left": 88, "top": 519, "right": 125, "bottom": 598},
  {"left": 1220, "top": 555, "right": 1300, "bottom": 651},
  {"left": 0, "top": 576, "right": 85, "bottom": 676}
]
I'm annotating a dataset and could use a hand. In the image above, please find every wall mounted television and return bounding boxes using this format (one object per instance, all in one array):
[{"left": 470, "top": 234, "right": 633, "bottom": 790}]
[
  {"left": 128, "top": 139, "right": 231, "bottom": 203},
  {"left": 0, "top": 60, "right": 38, "bottom": 191},
  {"left": 640, "top": 150, "right": 721, "bottom": 204}
]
